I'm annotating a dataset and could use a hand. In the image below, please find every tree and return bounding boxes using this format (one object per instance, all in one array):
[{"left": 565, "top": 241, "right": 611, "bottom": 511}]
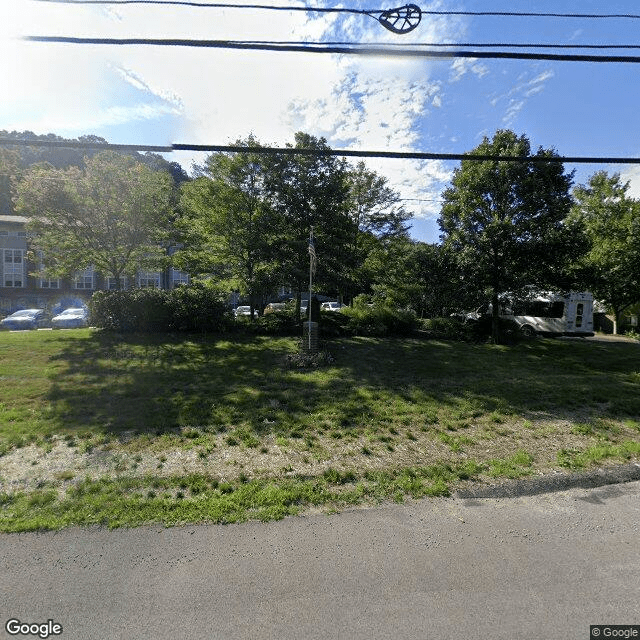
[
  {"left": 569, "top": 171, "right": 640, "bottom": 333},
  {"left": 265, "top": 133, "right": 356, "bottom": 308},
  {"left": 360, "top": 235, "right": 418, "bottom": 308},
  {"left": 438, "top": 130, "right": 578, "bottom": 343},
  {"left": 412, "top": 242, "right": 475, "bottom": 318},
  {"left": 16, "top": 151, "right": 173, "bottom": 288},
  {"left": 0, "top": 147, "right": 22, "bottom": 215},
  {"left": 176, "top": 136, "right": 279, "bottom": 317},
  {"left": 345, "top": 161, "right": 410, "bottom": 240},
  {"left": 341, "top": 162, "right": 411, "bottom": 301}
]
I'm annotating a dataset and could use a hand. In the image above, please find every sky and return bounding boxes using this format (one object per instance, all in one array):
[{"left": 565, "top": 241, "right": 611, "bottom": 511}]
[{"left": 2, "top": 0, "right": 640, "bottom": 243}]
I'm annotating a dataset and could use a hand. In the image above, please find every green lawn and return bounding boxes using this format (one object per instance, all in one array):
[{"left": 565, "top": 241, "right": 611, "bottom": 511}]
[{"left": 0, "top": 329, "right": 639, "bottom": 531}]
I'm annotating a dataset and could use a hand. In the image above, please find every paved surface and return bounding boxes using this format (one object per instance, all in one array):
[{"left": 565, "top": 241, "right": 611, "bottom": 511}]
[{"left": 1, "top": 477, "right": 639, "bottom": 640}]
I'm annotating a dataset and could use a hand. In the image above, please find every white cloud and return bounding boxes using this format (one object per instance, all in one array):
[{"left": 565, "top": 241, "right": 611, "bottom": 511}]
[
  {"left": 620, "top": 166, "right": 640, "bottom": 199},
  {"left": 1, "top": 0, "right": 463, "bottom": 224},
  {"left": 492, "top": 68, "right": 555, "bottom": 126},
  {"left": 449, "top": 58, "right": 489, "bottom": 83},
  {"left": 503, "top": 100, "right": 526, "bottom": 125}
]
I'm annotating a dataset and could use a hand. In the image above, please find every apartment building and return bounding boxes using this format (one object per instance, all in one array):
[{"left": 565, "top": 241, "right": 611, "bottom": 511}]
[{"left": 0, "top": 215, "right": 189, "bottom": 315}]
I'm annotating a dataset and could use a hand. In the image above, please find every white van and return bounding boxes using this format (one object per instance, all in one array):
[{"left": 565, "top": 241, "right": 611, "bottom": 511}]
[{"left": 500, "top": 291, "right": 594, "bottom": 337}]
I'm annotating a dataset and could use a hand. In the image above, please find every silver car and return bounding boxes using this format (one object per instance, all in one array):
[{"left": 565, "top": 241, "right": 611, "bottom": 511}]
[
  {"left": 0, "top": 309, "right": 50, "bottom": 330},
  {"left": 51, "top": 307, "right": 89, "bottom": 329}
]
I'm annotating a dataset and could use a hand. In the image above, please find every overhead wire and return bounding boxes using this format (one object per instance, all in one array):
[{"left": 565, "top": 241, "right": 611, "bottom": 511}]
[
  {"left": 2, "top": 138, "right": 640, "bottom": 165},
  {"left": 16, "top": 3, "right": 640, "bottom": 168},
  {"left": 23, "top": 36, "right": 640, "bottom": 63},
  {"left": 28, "top": 0, "right": 640, "bottom": 21},
  {"left": 290, "top": 42, "right": 640, "bottom": 50}
]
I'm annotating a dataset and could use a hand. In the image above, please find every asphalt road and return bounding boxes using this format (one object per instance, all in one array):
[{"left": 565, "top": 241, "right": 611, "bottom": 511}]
[{"left": 1, "top": 476, "right": 639, "bottom": 640}]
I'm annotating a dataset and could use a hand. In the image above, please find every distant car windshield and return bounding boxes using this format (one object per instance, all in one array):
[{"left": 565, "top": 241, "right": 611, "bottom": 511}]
[
  {"left": 61, "top": 309, "right": 84, "bottom": 316},
  {"left": 13, "top": 310, "right": 37, "bottom": 317}
]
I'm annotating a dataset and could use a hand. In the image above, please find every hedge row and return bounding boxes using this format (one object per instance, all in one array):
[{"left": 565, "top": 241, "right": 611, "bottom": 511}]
[
  {"left": 90, "top": 285, "right": 232, "bottom": 333},
  {"left": 89, "top": 288, "right": 520, "bottom": 342}
]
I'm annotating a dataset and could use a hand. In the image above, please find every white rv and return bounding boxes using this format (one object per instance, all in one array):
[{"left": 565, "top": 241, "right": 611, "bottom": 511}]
[{"left": 500, "top": 291, "right": 594, "bottom": 337}]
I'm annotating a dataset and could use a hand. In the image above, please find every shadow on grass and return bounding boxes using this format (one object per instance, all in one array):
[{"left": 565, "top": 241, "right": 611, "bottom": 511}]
[{"left": 42, "top": 331, "right": 640, "bottom": 440}]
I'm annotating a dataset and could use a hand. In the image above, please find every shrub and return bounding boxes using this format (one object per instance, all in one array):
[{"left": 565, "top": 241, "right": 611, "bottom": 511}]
[
  {"left": 420, "top": 317, "right": 473, "bottom": 341},
  {"left": 339, "top": 303, "right": 418, "bottom": 337},
  {"left": 90, "top": 284, "right": 232, "bottom": 333},
  {"left": 319, "top": 310, "right": 352, "bottom": 337},
  {"left": 166, "top": 283, "right": 232, "bottom": 333},
  {"left": 255, "top": 312, "right": 299, "bottom": 336},
  {"left": 420, "top": 316, "right": 524, "bottom": 344},
  {"left": 90, "top": 289, "right": 169, "bottom": 332}
]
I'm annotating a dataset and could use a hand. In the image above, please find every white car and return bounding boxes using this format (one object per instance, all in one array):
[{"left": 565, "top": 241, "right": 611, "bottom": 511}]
[
  {"left": 321, "top": 301, "right": 343, "bottom": 312},
  {"left": 1, "top": 309, "right": 50, "bottom": 330},
  {"left": 51, "top": 308, "right": 89, "bottom": 329},
  {"left": 234, "top": 305, "right": 257, "bottom": 318}
]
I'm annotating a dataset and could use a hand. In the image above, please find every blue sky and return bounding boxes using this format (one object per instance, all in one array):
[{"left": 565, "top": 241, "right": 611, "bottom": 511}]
[{"left": 2, "top": 0, "right": 640, "bottom": 244}]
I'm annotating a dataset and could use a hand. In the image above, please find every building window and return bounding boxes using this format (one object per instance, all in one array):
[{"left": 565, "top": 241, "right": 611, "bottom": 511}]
[
  {"left": 39, "top": 278, "right": 60, "bottom": 289},
  {"left": 138, "top": 271, "right": 161, "bottom": 288},
  {"left": 37, "top": 253, "right": 60, "bottom": 289},
  {"left": 3, "top": 249, "right": 24, "bottom": 287},
  {"left": 74, "top": 267, "right": 95, "bottom": 290},
  {"left": 171, "top": 269, "right": 189, "bottom": 288},
  {"left": 106, "top": 276, "right": 128, "bottom": 290}
]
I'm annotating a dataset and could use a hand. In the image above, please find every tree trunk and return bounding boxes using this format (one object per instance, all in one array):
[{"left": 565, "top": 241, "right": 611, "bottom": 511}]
[
  {"left": 491, "top": 292, "right": 500, "bottom": 344},
  {"left": 613, "top": 307, "right": 621, "bottom": 335}
]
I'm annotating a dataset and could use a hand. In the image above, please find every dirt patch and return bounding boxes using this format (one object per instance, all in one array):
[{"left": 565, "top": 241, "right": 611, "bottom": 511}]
[{"left": 2, "top": 415, "right": 638, "bottom": 494}]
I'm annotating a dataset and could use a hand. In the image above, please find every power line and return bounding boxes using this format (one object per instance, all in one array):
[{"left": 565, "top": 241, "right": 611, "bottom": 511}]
[
  {"left": 2, "top": 138, "right": 640, "bottom": 165},
  {"left": 297, "top": 42, "right": 640, "bottom": 50},
  {"left": 32, "top": 1, "right": 424, "bottom": 34},
  {"left": 24, "top": 36, "right": 640, "bottom": 63},
  {"left": 118, "top": 39, "right": 640, "bottom": 51},
  {"left": 33, "top": 0, "right": 392, "bottom": 11},
  {"left": 29, "top": 0, "right": 640, "bottom": 21}
]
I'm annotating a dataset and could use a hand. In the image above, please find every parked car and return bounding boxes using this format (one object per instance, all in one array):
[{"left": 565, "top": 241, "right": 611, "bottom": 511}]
[
  {"left": 321, "top": 301, "right": 343, "bottom": 312},
  {"left": 234, "top": 305, "right": 257, "bottom": 318},
  {"left": 264, "top": 303, "right": 286, "bottom": 315},
  {"left": 0, "top": 309, "right": 50, "bottom": 330},
  {"left": 51, "top": 307, "right": 89, "bottom": 329}
]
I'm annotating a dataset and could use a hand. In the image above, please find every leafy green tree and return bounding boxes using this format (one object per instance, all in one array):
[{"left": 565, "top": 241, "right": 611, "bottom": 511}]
[
  {"left": 570, "top": 171, "right": 640, "bottom": 333},
  {"left": 176, "top": 136, "right": 279, "bottom": 317},
  {"left": 265, "top": 133, "right": 355, "bottom": 305},
  {"left": 345, "top": 161, "right": 410, "bottom": 240},
  {"left": 341, "top": 162, "right": 411, "bottom": 300},
  {"left": 438, "top": 130, "right": 579, "bottom": 342},
  {"left": 361, "top": 236, "right": 412, "bottom": 307},
  {"left": 0, "top": 147, "right": 22, "bottom": 215},
  {"left": 361, "top": 238, "right": 470, "bottom": 317},
  {"left": 412, "top": 242, "right": 477, "bottom": 318},
  {"left": 17, "top": 151, "right": 173, "bottom": 288}
]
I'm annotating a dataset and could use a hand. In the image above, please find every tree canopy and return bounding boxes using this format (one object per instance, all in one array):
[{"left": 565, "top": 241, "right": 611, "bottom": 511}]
[
  {"left": 570, "top": 171, "right": 640, "bottom": 333},
  {"left": 438, "top": 130, "right": 578, "bottom": 341},
  {"left": 176, "top": 136, "right": 279, "bottom": 314},
  {"left": 176, "top": 132, "right": 408, "bottom": 310},
  {"left": 17, "top": 151, "right": 173, "bottom": 287}
]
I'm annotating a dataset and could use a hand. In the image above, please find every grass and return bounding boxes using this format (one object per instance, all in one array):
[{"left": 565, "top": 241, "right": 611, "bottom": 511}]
[{"left": 0, "top": 329, "right": 639, "bottom": 531}]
